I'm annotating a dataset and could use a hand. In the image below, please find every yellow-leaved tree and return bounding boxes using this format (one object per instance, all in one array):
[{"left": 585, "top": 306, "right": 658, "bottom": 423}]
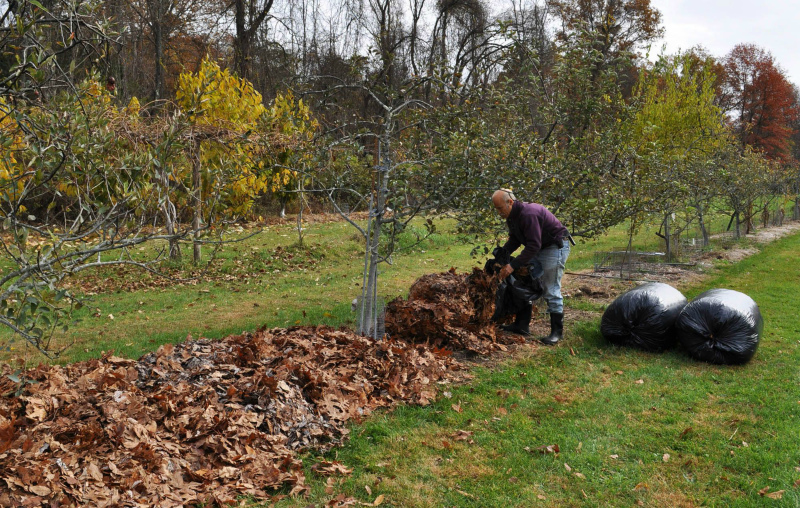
[
  {"left": 258, "top": 91, "right": 318, "bottom": 221},
  {"left": 175, "top": 56, "right": 267, "bottom": 262},
  {"left": 0, "top": 99, "right": 27, "bottom": 209}
]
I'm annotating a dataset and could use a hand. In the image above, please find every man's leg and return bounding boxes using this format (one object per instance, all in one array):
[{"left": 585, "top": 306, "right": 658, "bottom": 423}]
[
  {"left": 537, "top": 243, "right": 570, "bottom": 345},
  {"left": 501, "top": 302, "right": 532, "bottom": 336}
]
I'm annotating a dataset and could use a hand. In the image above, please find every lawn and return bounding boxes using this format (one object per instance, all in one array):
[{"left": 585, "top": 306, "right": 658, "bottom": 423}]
[
  {"left": 265, "top": 224, "right": 800, "bottom": 507},
  {"left": 2, "top": 212, "right": 797, "bottom": 507},
  {"left": 2, "top": 213, "right": 686, "bottom": 365}
]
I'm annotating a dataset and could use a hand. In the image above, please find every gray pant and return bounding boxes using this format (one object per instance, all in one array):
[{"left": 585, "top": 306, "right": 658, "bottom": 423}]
[{"left": 536, "top": 243, "right": 570, "bottom": 314}]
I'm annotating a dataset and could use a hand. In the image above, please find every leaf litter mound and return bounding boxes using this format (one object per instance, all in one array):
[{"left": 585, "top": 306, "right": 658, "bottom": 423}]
[
  {"left": 385, "top": 267, "right": 523, "bottom": 355},
  {"left": 1, "top": 268, "right": 512, "bottom": 506}
]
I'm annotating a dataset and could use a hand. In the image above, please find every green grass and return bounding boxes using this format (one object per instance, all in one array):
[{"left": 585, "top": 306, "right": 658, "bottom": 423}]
[
  {"left": 3, "top": 211, "right": 797, "bottom": 506},
  {"left": 265, "top": 228, "right": 800, "bottom": 507},
  {"left": 0, "top": 218, "right": 485, "bottom": 364},
  {"left": 1, "top": 213, "right": 688, "bottom": 365}
]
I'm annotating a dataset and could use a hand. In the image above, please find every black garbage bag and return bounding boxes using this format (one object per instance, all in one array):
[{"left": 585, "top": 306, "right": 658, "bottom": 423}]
[
  {"left": 485, "top": 247, "right": 545, "bottom": 321},
  {"left": 600, "top": 282, "right": 687, "bottom": 352},
  {"left": 675, "top": 289, "right": 763, "bottom": 365}
]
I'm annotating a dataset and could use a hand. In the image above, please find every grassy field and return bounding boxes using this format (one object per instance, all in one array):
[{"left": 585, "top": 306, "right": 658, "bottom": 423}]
[
  {"left": 266, "top": 226, "right": 800, "bottom": 508},
  {"left": 1, "top": 213, "right": 714, "bottom": 366},
  {"left": 3, "top": 211, "right": 796, "bottom": 507}
]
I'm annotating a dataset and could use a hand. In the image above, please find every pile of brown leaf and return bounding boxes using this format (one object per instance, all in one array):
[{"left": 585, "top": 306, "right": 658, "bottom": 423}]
[
  {"left": 385, "top": 268, "right": 523, "bottom": 355},
  {"left": 0, "top": 326, "right": 459, "bottom": 507}
]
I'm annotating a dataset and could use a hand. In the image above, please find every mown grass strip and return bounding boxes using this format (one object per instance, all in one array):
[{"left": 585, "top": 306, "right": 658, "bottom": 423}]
[
  {"left": 2, "top": 214, "right": 691, "bottom": 365},
  {"left": 271, "top": 229, "right": 800, "bottom": 507}
]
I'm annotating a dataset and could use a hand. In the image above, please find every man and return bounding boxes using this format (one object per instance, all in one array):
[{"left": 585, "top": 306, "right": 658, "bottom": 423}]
[{"left": 492, "top": 189, "right": 571, "bottom": 345}]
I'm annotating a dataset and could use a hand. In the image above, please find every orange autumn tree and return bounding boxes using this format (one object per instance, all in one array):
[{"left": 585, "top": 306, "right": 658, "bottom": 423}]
[{"left": 720, "top": 43, "right": 799, "bottom": 163}]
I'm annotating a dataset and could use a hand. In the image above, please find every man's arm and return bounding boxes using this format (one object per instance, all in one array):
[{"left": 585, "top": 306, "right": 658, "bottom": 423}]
[
  {"left": 501, "top": 235, "right": 521, "bottom": 256},
  {"left": 510, "top": 213, "right": 542, "bottom": 269}
]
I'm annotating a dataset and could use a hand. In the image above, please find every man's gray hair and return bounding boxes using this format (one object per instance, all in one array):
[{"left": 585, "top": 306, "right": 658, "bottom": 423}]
[{"left": 499, "top": 188, "right": 516, "bottom": 201}]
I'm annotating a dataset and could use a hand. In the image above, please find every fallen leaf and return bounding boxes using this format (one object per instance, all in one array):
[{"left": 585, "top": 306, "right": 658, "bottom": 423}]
[
  {"left": 535, "top": 444, "right": 560, "bottom": 454},
  {"left": 365, "top": 485, "right": 372, "bottom": 495},
  {"left": 28, "top": 485, "right": 51, "bottom": 496},
  {"left": 373, "top": 494, "right": 385, "bottom": 505},
  {"left": 452, "top": 430, "right": 474, "bottom": 442},
  {"left": 635, "top": 379, "right": 644, "bottom": 384},
  {"left": 633, "top": 482, "right": 649, "bottom": 491},
  {"left": 766, "top": 490, "right": 784, "bottom": 500},
  {"left": 564, "top": 463, "right": 572, "bottom": 472},
  {"left": 609, "top": 454, "right": 619, "bottom": 459},
  {"left": 759, "top": 486, "right": 771, "bottom": 496},
  {"left": 537, "top": 494, "right": 546, "bottom": 500},
  {"left": 575, "top": 472, "right": 586, "bottom": 479},
  {"left": 663, "top": 453, "right": 670, "bottom": 462},
  {"left": 509, "top": 477, "right": 519, "bottom": 483},
  {"left": 451, "top": 404, "right": 462, "bottom": 413}
]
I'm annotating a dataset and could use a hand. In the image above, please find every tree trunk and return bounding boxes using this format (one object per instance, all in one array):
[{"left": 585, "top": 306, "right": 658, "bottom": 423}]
[
  {"left": 150, "top": 0, "right": 165, "bottom": 102},
  {"left": 160, "top": 170, "right": 181, "bottom": 259},
  {"left": 696, "top": 201, "right": 710, "bottom": 248},
  {"left": 359, "top": 131, "right": 390, "bottom": 340},
  {"left": 296, "top": 176, "right": 305, "bottom": 245},
  {"left": 233, "top": 0, "right": 274, "bottom": 81},
  {"left": 794, "top": 196, "right": 800, "bottom": 220},
  {"left": 192, "top": 140, "right": 202, "bottom": 264},
  {"left": 234, "top": 0, "right": 250, "bottom": 80},
  {"left": 663, "top": 213, "right": 671, "bottom": 262}
]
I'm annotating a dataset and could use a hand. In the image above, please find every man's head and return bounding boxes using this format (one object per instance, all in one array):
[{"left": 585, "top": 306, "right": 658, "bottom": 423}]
[{"left": 492, "top": 189, "right": 515, "bottom": 219}]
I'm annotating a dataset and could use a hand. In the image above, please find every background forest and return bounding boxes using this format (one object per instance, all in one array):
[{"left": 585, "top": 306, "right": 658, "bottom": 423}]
[{"left": 1, "top": 0, "right": 800, "bottom": 356}]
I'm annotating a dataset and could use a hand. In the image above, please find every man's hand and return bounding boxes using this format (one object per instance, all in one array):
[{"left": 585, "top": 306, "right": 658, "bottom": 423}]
[{"left": 498, "top": 263, "right": 513, "bottom": 280}]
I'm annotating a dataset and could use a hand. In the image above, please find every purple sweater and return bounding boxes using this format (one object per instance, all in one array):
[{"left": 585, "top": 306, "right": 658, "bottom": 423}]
[{"left": 502, "top": 201, "right": 568, "bottom": 269}]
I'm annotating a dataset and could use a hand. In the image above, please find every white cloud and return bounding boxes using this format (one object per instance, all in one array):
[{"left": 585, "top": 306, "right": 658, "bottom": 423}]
[{"left": 649, "top": 0, "right": 800, "bottom": 83}]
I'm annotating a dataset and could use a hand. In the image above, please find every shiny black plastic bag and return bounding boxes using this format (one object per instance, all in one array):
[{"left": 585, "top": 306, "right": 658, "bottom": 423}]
[
  {"left": 675, "top": 289, "right": 763, "bottom": 365},
  {"left": 601, "top": 282, "right": 688, "bottom": 352},
  {"left": 485, "top": 247, "right": 544, "bottom": 321}
]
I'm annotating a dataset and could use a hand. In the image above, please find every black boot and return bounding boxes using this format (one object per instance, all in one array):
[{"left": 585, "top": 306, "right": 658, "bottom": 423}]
[
  {"left": 500, "top": 304, "right": 532, "bottom": 337},
  {"left": 539, "top": 312, "right": 563, "bottom": 345}
]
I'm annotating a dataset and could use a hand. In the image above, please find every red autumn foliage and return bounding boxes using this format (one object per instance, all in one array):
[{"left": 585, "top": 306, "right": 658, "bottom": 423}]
[{"left": 721, "top": 43, "right": 800, "bottom": 162}]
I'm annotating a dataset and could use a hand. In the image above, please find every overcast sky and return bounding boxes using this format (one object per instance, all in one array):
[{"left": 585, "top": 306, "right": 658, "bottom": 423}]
[{"left": 648, "top": 0, "right": 800, "bottom": 85}]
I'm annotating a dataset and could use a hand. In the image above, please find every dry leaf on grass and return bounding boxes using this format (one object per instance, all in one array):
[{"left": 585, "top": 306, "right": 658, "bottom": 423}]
[
  {"left": 0, "top": 324, "right": 459, "bottom": 507},
  {"left": 0, "top": 268, "right": 518, "bottom": 507}
]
